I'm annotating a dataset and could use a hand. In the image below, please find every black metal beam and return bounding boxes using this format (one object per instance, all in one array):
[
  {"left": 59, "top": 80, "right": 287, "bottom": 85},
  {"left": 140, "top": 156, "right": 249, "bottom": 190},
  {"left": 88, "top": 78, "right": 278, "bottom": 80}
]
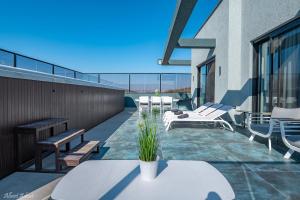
[
  {"left": 177, "top": 38, "right": 216, "bottom": 48},
  {"left": 161, "top": 0, "right": 197, "bottom": 65}
]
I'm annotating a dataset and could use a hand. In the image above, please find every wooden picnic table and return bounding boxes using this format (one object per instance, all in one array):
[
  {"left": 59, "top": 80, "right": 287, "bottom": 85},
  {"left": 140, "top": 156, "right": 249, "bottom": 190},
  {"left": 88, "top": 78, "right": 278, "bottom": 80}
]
[{"left": 15, "top": 118, "right": 69, "bottom": 169}]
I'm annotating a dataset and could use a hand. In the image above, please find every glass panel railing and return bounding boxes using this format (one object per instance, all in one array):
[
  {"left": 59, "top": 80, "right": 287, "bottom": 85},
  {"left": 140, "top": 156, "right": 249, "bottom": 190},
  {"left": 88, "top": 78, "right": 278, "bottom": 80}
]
[
  {"left": 54, "top": 66, "right": 75, "bottom": 78},
  {"left": 176, "top": 73, "right": 191, "bottom": 93},
  {"left": 130, "top": 74, "right": 160, "bottom": 93},
  {"left": 161, "top": 74, "right": 191, "bottom": 93},
  {"left": 0, "top": 49, "right": 191, "bottom": 93},
  {"left": 84, "top": 74, "right": 99, "bottom": 83},
  {"left": 16, "top": 55, "right": 52, "bottom": 74},
  {"left": 100, "top": 74, "right": 130, "bottom": 91},
  {"left": 0, "top": 50, "right": 14, "bottom": 66}
]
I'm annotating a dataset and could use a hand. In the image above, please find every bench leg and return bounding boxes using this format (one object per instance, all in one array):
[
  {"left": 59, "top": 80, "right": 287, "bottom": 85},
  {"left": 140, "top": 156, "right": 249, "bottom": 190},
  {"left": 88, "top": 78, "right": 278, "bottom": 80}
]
[
  {"left": 81, "top": 135, "right": 84, "bottom": 143},
  {"left": 94, "top": 145, "right": 100, "bottom": 153},
  {"left": 55, "top": 148, "right": 61, "bottom": 172},
  {"left": 35, "top": 145, "right": 42, "bottom": 171}
]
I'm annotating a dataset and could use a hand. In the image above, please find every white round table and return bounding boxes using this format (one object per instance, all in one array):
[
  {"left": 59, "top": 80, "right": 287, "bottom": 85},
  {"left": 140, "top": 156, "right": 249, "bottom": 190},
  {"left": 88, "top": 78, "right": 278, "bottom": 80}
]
[{"left": 51, "top": 160, "right": 235, "bottom": 200}]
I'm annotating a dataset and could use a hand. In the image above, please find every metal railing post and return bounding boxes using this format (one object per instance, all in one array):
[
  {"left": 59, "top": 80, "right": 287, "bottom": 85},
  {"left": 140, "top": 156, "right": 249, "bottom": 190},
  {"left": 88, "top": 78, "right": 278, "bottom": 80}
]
[
  {"left": 159, "top": 74, "right": 162, "bottom": 93},
  {"left": 52, "top": 65, "right": 55, "bottom": 75},
  {"left": 129, "top": 74, "right": 131, "bottom": 93},
  {"left": 13, "top": 53, "right": 17, "bottom": 67}
]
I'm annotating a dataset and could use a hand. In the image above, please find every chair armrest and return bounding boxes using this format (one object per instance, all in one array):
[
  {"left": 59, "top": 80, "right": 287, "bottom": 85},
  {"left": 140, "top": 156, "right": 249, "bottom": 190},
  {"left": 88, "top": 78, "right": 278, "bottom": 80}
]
[
  {"left": 279, "top": 120, "right": 300, "bottom": 135},
  {"left": 247, "top": 112, "right": 271, "bottom": 124}
]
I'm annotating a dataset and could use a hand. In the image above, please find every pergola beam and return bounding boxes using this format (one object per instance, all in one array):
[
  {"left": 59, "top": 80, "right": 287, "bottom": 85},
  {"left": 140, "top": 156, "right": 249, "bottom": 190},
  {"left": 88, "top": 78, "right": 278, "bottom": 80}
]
[
  {"left": 168, "top": 59, "right": 191, "bottom": 66},
  {"left": 161, "top": 0, "right": 197, "bottom": 65},
  {"left": 158, "top": 59, "right": 191, "bottom": 66},
  {"left": 177, "top": 38, "right": 216, "bottom": 48}
]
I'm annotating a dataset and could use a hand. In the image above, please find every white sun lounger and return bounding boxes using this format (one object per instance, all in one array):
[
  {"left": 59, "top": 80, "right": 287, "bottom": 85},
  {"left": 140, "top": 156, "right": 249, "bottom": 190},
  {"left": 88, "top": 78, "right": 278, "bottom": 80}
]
[
  {"left": 163, "top": 102, "right": 216, "bottom": 123},
  {"left": 164, "top": 103, "right": 223, "bottom": 126},
  {"left": 165, "top": 105, "right": 234, "bottom": 131}
]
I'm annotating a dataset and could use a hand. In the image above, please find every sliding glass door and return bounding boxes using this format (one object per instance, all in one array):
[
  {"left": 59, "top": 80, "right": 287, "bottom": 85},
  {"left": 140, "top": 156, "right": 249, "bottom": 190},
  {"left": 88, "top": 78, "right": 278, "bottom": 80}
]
[
  {"left": 279, "top": 27, "right": 300, "bottom": 108},
  {"left": 256, "top": 26, "right": 300, "bottom": 112},
  {"left": 198, "top": 59, "right": 215, "bottom": 106}
]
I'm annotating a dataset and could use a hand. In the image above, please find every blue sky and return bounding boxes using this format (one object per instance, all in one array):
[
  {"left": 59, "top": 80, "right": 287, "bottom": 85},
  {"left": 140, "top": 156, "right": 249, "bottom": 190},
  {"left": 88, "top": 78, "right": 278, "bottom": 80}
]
[{"left": 0, "top": 0, "right": 218, "bottom": 73}]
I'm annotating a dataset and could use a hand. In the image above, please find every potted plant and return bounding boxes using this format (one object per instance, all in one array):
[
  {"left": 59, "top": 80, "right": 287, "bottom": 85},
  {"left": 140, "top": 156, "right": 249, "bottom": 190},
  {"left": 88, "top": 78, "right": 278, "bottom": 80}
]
[{"left": 138, "top": 115, "right": 159, "bottom": 181}]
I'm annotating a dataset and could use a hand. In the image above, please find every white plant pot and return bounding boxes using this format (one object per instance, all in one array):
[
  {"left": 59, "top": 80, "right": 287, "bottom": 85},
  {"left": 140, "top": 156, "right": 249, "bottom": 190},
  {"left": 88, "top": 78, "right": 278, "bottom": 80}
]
[{"left": 139, "top": 158, "right": 159, "bottom": 181}]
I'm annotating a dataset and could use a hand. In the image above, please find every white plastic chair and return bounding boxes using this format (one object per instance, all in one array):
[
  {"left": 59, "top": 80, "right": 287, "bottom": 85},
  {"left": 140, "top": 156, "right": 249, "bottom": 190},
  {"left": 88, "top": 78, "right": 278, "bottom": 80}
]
[
  {"left": 279, "top": 120, "right": 300, "bottom": 159},
  {"left": 151, "top": 96, "right": 161, "bottom": 112},
  {"left": 161, "top": 96, "right": 173, "bottom": 113},
  {"left": 139, "top": 96, "right": 149, "bottom": 113},
  {"left": 247, "top": 107, "right": 300, "bottom": 151}
]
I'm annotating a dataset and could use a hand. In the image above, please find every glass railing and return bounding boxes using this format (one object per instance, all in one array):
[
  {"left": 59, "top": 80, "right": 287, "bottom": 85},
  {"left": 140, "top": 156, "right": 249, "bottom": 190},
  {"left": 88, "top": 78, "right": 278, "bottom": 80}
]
[{"left": 0, "top": 48, "right": 191, "bottom": 93}]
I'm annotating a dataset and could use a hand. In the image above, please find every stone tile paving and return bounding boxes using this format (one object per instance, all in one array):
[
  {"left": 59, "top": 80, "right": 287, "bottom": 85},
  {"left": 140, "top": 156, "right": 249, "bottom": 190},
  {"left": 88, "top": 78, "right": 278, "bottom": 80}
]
[{"left": 91, "top": 110, "right": 300, "bottom": 200}]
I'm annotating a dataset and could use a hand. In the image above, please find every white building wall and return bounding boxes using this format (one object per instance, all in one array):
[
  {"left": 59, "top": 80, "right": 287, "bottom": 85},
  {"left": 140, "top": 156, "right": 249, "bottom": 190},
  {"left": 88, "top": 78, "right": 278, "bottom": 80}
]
[
  {"left": 191, "top": 0, "right": 229, "bottom": 105},
  {"left": 191, "top": 0, "right": 300, "bottom": 110}
]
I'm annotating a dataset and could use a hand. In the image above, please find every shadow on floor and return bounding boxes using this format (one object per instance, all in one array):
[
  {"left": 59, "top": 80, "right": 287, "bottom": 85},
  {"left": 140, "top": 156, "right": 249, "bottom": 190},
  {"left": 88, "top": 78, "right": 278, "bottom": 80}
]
[
  {"left": 0, "top": 172, "right": 62, "bottom": 200},
  {"left": 99, "top": 160, "right": 168, "bottom": 200},
  {"left": 85, "top": 108, "right": 137, "bottom": 142}
]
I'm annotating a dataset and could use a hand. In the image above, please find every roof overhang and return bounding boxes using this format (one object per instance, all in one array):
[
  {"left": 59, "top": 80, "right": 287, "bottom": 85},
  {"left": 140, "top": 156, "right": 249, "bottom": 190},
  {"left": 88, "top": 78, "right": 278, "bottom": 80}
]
[{"left": 159, "top": 0, "right": 216, "bottom": 66}]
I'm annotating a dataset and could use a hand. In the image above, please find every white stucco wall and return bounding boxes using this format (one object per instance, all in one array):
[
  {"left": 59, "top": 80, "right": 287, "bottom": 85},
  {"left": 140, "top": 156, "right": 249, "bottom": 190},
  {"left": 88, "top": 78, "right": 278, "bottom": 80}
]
[
  {"left": 191, "top": 0, "right": 229, "bottom": 105},
  {"left": 191, "top": 0, "right": 300, "bottom": 110}
]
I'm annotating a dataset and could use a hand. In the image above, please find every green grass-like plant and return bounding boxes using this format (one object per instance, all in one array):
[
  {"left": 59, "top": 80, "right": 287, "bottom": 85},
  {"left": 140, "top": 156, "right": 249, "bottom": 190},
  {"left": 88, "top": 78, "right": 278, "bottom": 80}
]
[
  {"left": 138, "top": 116, "right": 158, "bottom": 162},
  {"left": 141, "top": 111, "right": 148, "bottom": 120},
  {"left": 152, "top": 107, "right": 160, "bottom": 119}
]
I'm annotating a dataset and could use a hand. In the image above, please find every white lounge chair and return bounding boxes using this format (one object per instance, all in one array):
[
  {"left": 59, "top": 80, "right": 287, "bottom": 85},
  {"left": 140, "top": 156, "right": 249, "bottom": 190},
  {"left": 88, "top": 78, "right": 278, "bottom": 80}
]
[
  {"left": 163, "top": 102, "right": 215, "bottom": 123},
  {"left": 164, "top": 103, "right": 222, "bottom": 125},
  {"left": 247, "top": 107, "right": 300, "bottom": 151},
  {"left": 165, "top": 105, "right": 234, "bottom": 131},
  {"left": 161, "top": 96, "right": 173, "bottom": 113},
  {"left": 279, "top": 120, "right": 300, "bottom": 159},
  {"left": 151, "top": 96, "right": 161, "bottom": 112},
  {"left": 139, "top": 96, "right": 149, "bottom": 113}
]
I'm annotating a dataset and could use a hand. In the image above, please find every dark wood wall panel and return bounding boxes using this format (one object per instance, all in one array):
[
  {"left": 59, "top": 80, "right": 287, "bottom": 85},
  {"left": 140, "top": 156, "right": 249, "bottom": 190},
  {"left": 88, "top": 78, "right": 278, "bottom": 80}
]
[{"left": 0, "top": 77, "right": 124, "bottom": 178}]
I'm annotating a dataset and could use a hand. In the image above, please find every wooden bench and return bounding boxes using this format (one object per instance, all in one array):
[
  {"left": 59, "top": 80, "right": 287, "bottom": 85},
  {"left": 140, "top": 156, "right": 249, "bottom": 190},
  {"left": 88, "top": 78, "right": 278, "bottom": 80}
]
[
  {"left": 36, "top": 128, "right": 86, "bottom": 172},
  {"left": 58, "top": 141, "right": 100, "bottom": 169}
]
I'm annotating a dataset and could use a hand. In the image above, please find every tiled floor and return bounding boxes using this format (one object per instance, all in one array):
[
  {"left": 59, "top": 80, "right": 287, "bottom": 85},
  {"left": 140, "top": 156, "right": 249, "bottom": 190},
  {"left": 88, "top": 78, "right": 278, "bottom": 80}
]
[
  {"left": 90, "top": 109, "right": 300, "bottom": 200},
  {"left": 1, "top": 108, "right": 300, "bottom": 200}
]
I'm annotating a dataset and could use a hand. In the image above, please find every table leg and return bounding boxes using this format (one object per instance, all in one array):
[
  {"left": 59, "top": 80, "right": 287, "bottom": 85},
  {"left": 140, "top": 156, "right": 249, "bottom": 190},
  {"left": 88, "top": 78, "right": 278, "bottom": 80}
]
[
  {"left": 65, "top": 122, "right": 68, "bottom": 131},
  {"left": 65, "top": 143, "right": 70, "bottom": 152},
  {"left": 35, "top": 145, "right": 42, "bottom": 171},
  {"left": 50, "top": 127, "right": 54, "bottom": 137}
]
